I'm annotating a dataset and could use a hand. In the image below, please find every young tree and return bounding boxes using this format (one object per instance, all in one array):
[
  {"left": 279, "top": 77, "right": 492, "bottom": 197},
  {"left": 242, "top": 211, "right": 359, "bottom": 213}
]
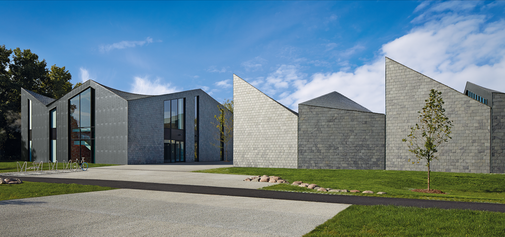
[
  {"left": 212, "top": 99, "right": 233, "bottom": 162},
  {"left": 402, "top": 89, "right": 453, "bottom": 190}
]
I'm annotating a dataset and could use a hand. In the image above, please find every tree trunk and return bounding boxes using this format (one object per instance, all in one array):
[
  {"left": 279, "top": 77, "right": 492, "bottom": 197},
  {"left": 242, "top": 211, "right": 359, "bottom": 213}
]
[{"left": 427, "top": 160, "right": 431, "bottom": 191}]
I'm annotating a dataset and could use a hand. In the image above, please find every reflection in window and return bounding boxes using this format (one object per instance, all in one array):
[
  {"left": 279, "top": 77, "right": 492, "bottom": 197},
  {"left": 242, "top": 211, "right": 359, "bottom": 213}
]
[
  {"left": 50, "top": 109, "right": 57, "bottom": 162},
  {"left": 28, "top": 99, "right": 32, "bottom": 161},
  {"left": 69, "top": 88, "right": 94, "bottom": 163},
  {"left": 164, "top": 98, "right": 185, "bottom": 163}
]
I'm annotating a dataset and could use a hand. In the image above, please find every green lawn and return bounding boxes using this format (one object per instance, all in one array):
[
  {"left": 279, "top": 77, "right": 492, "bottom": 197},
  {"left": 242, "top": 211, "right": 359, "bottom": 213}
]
[
  {"left": 0, "top": 161, "right": 118, "bottom": 173},
  {"left": 196, "top": 167, "right": 505, "bottom": 204},
  {"left": 0, "top": 181, "right": 115, "bottom": 201},
  {"left": 305, "top": 205, "right": 505, "bottom": 236}
]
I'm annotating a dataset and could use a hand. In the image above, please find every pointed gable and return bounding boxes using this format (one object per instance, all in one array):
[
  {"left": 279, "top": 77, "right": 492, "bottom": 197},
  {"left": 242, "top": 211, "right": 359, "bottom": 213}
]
[{"left": 300, "top": 91, "right": 371, "bottom": 112}]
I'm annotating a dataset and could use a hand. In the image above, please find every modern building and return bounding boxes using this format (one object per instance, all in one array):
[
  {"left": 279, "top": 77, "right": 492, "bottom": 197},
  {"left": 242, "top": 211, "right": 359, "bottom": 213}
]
[
  {"left": 233, "top": 58, "right": 505, "bottom": 173},
  {"left": 21, "top": 80, "right": 232, "bottom": 165},
  {"left": 233, "top": 74, "right": 385, "bottom": 170}
]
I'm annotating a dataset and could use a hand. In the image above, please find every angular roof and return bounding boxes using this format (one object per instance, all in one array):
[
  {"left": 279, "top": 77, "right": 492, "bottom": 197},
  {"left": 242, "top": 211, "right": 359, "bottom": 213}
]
[
  {"left": 24, "top": 89, "right": 56, "bottom": 106},
  {"left": 299, "top": 91, "right": 371, "bottom": 112},
  {"left": 95, "top": 82, "right": 153, "bottom": 101}
]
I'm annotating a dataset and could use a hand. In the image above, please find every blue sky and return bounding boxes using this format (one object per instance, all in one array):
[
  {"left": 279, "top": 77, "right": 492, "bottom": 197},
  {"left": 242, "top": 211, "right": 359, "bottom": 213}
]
[{"left": 2, "top": 1, "right": 504, "bottom": 113}]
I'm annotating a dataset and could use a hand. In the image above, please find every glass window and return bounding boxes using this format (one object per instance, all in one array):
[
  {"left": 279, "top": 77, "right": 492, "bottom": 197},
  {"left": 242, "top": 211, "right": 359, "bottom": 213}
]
[
  {"left": 171, "top": 99, "right": 178, "bottom": 129},
  {"left": 164, "top": 101, "right": 171, "bottom": 128},
  {"left": 80, "top": 89, "right": 91, "bottom": 127},
  {"left": 70, "top": 96, "right": 80, "bottom": 128},
  {"left": 51, "top": 109, "right": 57, "bottom": 128},
  {"left": 178, "top": 99, "right": 184, "bottom": 130}
]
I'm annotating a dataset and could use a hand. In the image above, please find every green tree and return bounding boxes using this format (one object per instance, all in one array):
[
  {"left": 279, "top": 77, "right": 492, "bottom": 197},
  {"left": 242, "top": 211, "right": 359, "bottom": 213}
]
[
  {"left": 212, "top": 99, "right": 233, "bottom": 162},
  {"left": 0, "top": 45, "right": 74, "bottom": 160},
  {"left": 402, "top": 89, "right": 454, "bottom": 190}
]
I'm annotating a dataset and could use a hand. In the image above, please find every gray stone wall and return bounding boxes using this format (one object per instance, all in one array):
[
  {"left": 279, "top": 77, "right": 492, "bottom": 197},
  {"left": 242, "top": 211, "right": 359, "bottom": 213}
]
[
  {"left": 385, "top": 58, "right": 491, "bottom": 173},
  {"left": 491, "top": 93, "right": 505, "bottom": 173},
  {"left": 233, "top": 75, "right": 298, "bottom": 168},
  {"left": 298, "top": 105, "right": 385, "bottom": 170},
  {"left": 21, "top": 91, "right": 49, "bottom": 162},
  {"left": 128, "top": 90, "right": 225, "bottom": 164},
  {"left": 93, "top": 83, "right": 129, "bottom": 165}
]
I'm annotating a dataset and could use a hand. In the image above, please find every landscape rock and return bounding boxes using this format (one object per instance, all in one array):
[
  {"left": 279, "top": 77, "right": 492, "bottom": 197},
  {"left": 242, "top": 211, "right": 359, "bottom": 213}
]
[
  {"left": 4, "top": 178, "right": 22, "bottom": 184},
  {"left": 350, "top": 190, "right": 360, "bottom": 193},
  {"left": 260, "top": 176, "right": 270, "bottom": 182},
  {"left": 362, "top": 190, "right": 374, "bottom": 194},
  {"left": 340, "top": 189, "right": 348, "bottom": 192},
  {"left": 244, "top": 178, "right": 251, "bottom": 181},
  {"left": 250, "top": 177, "right": 260, "bottom": 182},
  {"left": 269, "top": 179, "right": 277, "bottom": 183},
  {"left": 377, "top": 192, "right": 387, "bottom": 195},
  {"left": 299, "top": 183, "right": 309, "bottom": 187},
  {"left": 307, "top": 184, "right": 318, "bottom": 189},
  {"left": 328, "top": 189, "right": 340, "bottom": 192},
  {"left": 292, "top": 181, "right": 303, "bottom": 185},
  {"left": 269, "top": 176, "right": 279, "bottom": 182},
  {"left": 317, "top": 187, "right": 327, "bottom": 192},
  {"left": 277, "top": 179, "right": 287, "bottom": 183}
]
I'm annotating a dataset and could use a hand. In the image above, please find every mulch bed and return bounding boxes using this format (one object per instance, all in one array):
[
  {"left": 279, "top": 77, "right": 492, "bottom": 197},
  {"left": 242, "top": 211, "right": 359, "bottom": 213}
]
[{"left": 412, "top": 189, "right": 445, "bottom": 194}]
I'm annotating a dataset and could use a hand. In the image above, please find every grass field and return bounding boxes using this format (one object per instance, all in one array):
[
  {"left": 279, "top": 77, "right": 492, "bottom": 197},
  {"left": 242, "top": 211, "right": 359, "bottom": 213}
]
[
  {"left": 0, "top": 181, "right": 115, "bottom": 201},
  {"left": 0, "top": 161, "right": 118, "bottom": 173},
  {"left": 304, "top": 205, "right": 505, "bottom": 236},
  {"left": 196, "top": 167, "right": 505, "bottom": 204}
]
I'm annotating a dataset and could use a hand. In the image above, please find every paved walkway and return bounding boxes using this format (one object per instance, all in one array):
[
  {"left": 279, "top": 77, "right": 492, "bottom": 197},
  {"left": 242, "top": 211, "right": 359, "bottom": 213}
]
[{"left": 2, "top": 162, "right": 505, "bottom": 236}]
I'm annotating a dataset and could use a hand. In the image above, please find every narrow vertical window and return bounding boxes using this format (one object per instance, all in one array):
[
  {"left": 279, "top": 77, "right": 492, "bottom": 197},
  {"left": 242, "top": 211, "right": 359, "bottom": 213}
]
[
  {"left": 50, "top": 109, "right": 57, "bottom": 162},
  {"left": 164, "top": 98, "right": 185, "bottom": 163},
  {"left": 194, "top": 96, "right": 199, "bottom": 162},
  {"left": 69, "top": 88, "right": 94, "bottom": 163},
  {"left": 28, "top": 99, "right": 32, "bottom": 161}
]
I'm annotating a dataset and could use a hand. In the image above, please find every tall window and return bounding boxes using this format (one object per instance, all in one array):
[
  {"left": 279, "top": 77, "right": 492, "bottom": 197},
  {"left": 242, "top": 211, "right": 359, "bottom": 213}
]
[
  {"left": 194, "top": 96, "right": 199, "bottom": 162},
  {"left": 50, "top": 109, "right": 57, "bottom": 162},
  {"left": 69, "top": 88, "right": 95, "bottom": 163},
  {"left": 164, "top": 98, "right": 185, "bottom": 163},
  {"left": 28, "top": 99, "right": 32, "bottom": 161}
]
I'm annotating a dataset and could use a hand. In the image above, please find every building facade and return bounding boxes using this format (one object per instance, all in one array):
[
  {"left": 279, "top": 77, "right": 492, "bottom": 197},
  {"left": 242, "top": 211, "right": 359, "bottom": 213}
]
[
  {"left": 233, "top": 58, "right": 505, "bottom": 173},
  {"left": 21, "top": 80, "right": 232, "bottom": 165}
]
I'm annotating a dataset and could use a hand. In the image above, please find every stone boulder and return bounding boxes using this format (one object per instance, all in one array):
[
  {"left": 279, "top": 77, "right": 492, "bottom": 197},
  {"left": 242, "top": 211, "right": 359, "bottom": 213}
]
[
  {"left": 317, "top": 187, "right": 327, "bottom": 192},
  {"left": 298, "top": 183, "right": 309, "bottom": 187},
  {"left": 277, "top": 179, "right": 287, "bottom": 184},
  {"left": 269, "top": 176, "right": 279, "bottom": 182},
  {"left": 260, "top": 176, "right": 270, "bottom": 182},
  {"left": 362, "top": 190, "right": 373, "bottom": 194},
  {"left": 292, "top": 181, "right": 303, "bottom": 185},
  {"left": 340, "top": 189, "right": 349, "bottom": 192},
  {"left": 328, "top": 189, "right": 340, "bottom": 192},
  {"left": 350, "top": 190, "right": 360, "bottom": 193},
  {"left": 307, "top": 184, "right": 318, "bottom": 189},
  {"left": 3, "top": 178, "right": 22, "bottom": 184}
]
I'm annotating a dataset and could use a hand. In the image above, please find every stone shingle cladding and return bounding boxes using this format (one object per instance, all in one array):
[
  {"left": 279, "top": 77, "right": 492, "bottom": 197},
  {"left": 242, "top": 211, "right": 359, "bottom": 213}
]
[
  {"left": 21, "top": 81, "right": 229, "bottom": 165},
  {"left": 233, "top": 75, "right": 298, "bottom": 168},
  {"left": 385, "top": 58, "right": 491, "bottom": 173},
  {"left": 127, "top": 90, "right": 227, "bottom": 164},
  {"left": 491, "top": 93, "right": 505, "bottom": 173},
  {"left": 298, "top": 105, "right": 385, "bottom": 170}
]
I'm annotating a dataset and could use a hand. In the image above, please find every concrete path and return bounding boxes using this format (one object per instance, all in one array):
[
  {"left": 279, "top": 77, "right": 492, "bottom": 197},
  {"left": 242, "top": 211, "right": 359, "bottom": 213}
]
[
  {"left": 7, "top": 162, "right": 274, "bottom": 189},
  {"left": 0, "top": 189, "right": 350, "bottom": 236}
]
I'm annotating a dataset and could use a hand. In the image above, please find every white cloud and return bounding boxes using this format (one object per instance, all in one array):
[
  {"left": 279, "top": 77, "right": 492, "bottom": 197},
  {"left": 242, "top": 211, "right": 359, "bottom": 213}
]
[
  {"left": 258, "top": 65, "right": 306, "bottom": 97},
  {"left": 130, "top": 76, "right": 179, "bottom": 95},
  {"left": 242, "top": 57, "right": 267, "bottom": 72},
  {"left": 100, "top": 37, "right": 154, "bottom": 53},
  {"left": 207, "top": 66, "right": 227, "bottom": 73},
  {"left": 80, "top": 67, "right": 90, "bottom": 82},
  {"left": 278, "top": 2, "right": 505, "bottom": 113},
  {"left": 215, "top": 79, "right": 232, "bottom": 88}
]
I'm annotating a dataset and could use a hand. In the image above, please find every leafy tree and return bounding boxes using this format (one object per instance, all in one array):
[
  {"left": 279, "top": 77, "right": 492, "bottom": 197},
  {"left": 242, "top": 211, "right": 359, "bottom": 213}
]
[
  {"left": 402, "top": 89, "right": 453, "bottom": 190},
  {"left": 212, "top": 99, "right": 233, "bottom": 162},
  {"left": 0, "top": 45, "right": 74, "bottom": 160}
]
